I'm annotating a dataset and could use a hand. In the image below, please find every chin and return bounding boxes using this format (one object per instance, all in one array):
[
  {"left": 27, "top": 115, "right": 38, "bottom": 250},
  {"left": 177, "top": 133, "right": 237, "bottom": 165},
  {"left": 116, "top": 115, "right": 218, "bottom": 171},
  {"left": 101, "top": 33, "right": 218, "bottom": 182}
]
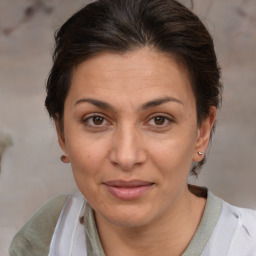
[
  {"left": 98, "top": 203, "right": 155, "bottom": 228},
  {"left": 107, "top": 215, "right": 151, "bottom": 228}
]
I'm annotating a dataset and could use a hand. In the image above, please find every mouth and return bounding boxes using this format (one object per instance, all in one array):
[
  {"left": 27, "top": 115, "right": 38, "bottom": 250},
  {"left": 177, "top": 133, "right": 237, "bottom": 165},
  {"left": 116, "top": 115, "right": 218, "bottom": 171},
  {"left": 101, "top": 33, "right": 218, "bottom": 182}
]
[{"left": 103, "top": 180, "right": 154, "bottom": 200}]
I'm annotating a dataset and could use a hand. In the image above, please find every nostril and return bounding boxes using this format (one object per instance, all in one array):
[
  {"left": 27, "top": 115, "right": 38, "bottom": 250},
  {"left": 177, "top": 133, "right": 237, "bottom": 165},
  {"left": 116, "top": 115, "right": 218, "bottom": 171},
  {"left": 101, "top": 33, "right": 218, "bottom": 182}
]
[{"left": 109, "top": 131, "right": 147, "bottom": 170}]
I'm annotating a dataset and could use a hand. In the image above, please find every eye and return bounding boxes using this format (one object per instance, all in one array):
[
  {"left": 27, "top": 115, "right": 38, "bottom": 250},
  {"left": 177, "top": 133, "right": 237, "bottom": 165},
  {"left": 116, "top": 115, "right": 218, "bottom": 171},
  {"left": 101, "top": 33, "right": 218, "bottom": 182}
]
[
  {"left": 91, "top": 116, "right": 104, "bottom": 125},
  {"left": 148, "top": 115, "right": 173, "bottom": 127},
  {"left": 83, "top": 114, "right": 109, "bottom": 127}
]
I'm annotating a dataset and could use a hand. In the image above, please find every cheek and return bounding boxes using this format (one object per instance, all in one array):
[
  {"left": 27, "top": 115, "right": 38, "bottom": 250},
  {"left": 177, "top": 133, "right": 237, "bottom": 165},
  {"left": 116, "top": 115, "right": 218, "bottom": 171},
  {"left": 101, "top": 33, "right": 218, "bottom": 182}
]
[
  {"left": 66, "top": 134, "right": 109, "bottom": 179},
  {"left": 67, "top": 139, "right": 106, "bottom": 200},
  {"left": 147, "top": 132, "right": 196, "bottom": 176}
]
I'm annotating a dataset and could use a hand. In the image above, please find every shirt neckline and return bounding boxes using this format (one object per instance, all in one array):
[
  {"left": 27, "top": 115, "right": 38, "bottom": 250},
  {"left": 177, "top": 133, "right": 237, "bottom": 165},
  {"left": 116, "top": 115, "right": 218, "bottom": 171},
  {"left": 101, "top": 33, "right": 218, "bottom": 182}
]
[{"left": 182, "top": 189, "right": 223, "bottom": 255}]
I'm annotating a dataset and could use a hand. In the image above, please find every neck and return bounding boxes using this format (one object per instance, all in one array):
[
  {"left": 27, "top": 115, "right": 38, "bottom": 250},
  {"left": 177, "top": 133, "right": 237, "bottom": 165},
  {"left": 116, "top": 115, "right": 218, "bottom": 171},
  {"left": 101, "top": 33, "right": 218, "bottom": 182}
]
[{"left": 95, "top": 186, "right": 206, "bottom": 256}]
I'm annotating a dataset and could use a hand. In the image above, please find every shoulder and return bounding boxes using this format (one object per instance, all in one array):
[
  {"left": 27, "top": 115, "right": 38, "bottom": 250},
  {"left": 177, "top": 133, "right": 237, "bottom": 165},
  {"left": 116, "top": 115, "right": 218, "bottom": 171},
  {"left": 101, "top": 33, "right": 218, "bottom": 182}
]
[
  {"left": 221, "top": 201, "right": 256, "bottom": 253},
  {"left": 200, "top": 193, "right": 256, "bottom": 255},
  {"left": 9, "top": 194, "right": 68, "bottom": 256},
  {"left": 225, "top": 202, "right": 256, "bottom": 236}
]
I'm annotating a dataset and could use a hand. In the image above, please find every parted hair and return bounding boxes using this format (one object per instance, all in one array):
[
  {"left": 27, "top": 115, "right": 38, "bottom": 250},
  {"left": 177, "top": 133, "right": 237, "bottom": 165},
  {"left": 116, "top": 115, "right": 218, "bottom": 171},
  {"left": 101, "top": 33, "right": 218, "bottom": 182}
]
[{"left": 45, "top": 0, "right": 222, "bottom": 175}]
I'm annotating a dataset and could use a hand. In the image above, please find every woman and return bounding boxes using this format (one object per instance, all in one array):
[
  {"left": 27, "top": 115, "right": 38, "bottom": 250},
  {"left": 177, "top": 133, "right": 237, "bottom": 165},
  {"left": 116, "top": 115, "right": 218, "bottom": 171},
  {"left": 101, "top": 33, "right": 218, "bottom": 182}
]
[{"left": 9, "top": 0, "right": 256, "bottom": 255}]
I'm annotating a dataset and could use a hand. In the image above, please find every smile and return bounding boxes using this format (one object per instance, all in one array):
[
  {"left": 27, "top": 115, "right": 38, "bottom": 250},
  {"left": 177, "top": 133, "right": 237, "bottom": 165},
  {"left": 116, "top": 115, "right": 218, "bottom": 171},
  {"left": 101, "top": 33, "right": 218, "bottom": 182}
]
[{"left": 103, "top": 180, "right": 154, "bottom": 200}]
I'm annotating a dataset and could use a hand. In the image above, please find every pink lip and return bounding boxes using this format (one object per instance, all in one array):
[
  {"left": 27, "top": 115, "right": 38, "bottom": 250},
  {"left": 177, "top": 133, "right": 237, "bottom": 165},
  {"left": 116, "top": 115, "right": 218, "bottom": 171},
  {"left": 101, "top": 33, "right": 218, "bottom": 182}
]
[{"left": 104, "top": 180, "right": 154, "bottom": 200}]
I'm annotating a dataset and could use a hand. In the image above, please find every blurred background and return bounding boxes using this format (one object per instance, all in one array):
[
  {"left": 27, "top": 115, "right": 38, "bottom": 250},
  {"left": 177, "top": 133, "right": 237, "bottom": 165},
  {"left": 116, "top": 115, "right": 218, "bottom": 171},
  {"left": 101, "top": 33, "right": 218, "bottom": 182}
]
[{"left": 0, "top": 0, "right": 255, "bottom": 255}]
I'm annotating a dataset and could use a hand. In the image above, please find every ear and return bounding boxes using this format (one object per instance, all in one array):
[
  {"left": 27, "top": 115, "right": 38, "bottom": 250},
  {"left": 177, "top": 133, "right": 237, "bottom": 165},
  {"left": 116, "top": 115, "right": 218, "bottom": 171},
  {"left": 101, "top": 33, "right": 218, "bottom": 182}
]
[
  {"left": 193, "top": 106, "right": 216, "bottom": 162},
  {"left": 54, "top": 117, "right": 67, "bottom": 155}
]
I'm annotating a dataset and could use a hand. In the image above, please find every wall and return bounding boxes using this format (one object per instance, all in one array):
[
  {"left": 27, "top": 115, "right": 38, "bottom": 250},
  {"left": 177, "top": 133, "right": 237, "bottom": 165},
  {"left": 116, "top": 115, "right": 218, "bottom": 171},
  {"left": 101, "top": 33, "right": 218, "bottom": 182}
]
[{"left": 0, "top": 0, "right": 255, "bottom": 255}]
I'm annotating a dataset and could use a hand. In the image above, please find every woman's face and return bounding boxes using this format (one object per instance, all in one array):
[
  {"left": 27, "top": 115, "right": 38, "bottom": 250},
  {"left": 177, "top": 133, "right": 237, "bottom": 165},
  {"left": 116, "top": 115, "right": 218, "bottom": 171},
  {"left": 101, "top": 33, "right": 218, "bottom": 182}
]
[{"left": 57, "top": 48, "right": 214, "bottom": 227}]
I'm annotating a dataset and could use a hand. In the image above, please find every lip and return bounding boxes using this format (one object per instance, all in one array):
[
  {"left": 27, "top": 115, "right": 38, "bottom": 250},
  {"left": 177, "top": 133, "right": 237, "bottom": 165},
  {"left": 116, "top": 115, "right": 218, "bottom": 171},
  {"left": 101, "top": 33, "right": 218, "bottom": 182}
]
[{"left": 103, "top": 180, "right": 154, "bottom": 200}]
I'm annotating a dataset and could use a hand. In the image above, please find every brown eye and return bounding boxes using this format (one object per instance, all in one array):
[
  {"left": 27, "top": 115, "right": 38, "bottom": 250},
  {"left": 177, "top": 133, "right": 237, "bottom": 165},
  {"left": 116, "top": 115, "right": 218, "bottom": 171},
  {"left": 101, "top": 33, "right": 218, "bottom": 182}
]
[
  {"left": 83, "top": 115, "right": 107, "bottom": 127},
  {"left": 83, "top": 114, "right": 111, "bottom": 130},
  {"left": 93, "top": 116, "right": 104, "bottom": 125},
  {"left": 154, "top": 116, "right": 166, "bottom": 125},
  {"left": 148, "top": 114, "right": 173, "bottom": 128}
]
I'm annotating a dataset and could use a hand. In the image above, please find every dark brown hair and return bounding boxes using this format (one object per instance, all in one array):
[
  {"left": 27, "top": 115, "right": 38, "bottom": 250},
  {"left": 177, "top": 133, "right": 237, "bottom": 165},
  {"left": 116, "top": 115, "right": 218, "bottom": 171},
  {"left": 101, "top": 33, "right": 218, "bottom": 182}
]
[{"left": 45, "top": 0, "right": 222, "bottom": 175}]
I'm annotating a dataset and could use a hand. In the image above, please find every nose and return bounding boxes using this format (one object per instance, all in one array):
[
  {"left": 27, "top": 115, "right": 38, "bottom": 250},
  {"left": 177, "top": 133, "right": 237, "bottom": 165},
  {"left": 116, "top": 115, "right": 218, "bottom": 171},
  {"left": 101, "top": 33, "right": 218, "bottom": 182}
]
[{"left": 109, "top": 125, "right": 147, "bottom": 171}]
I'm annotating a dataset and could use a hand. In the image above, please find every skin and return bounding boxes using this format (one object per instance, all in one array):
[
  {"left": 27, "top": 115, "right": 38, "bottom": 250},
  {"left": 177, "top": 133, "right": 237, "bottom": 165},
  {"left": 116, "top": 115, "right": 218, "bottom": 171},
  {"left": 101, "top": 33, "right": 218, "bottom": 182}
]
[{"left": 55, "top": 48, "right": 216, "bottom": 256}]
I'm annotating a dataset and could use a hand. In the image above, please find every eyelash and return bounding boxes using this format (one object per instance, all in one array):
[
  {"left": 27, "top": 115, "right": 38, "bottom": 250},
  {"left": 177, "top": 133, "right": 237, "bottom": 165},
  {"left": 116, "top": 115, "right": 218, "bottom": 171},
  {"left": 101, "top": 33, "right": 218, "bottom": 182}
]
[
  {"left": 147, "top": 113, "right": 174, "bottom": 128},
  {"left": 82, "top": 113, "right": 110, "bottom": 129},
  {"left": 82, "top": 113, "right": 174, "bottom": 129}
]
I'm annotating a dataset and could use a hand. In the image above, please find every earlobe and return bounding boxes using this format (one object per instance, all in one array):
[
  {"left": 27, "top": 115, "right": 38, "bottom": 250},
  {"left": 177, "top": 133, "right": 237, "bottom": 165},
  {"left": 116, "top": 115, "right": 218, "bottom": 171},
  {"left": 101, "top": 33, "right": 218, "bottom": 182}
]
[
  {"left": 60, "top": 154, "right": 70, "bottom": 163},
  {"left": 54, "top": 117, "right": 67, "bottom": 154},
  {"left": 54, "top": 118, "right": 70, "bottom": 163},
  {"left": 193, "top": 107, "right": 216, "bottom": 162}
]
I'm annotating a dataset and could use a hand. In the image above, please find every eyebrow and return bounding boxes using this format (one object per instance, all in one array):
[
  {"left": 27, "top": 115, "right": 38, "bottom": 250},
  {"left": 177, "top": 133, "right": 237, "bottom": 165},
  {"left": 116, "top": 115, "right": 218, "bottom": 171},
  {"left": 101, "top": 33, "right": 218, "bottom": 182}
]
[
  {"left": 75, "top": 96, "right": 183, "bottom": 111},
  {"left": 141, "top": 96, "right": 183, "bottom": 110},
  {"left": 75, "top": 98, "right": 114, "bottom": 110}
]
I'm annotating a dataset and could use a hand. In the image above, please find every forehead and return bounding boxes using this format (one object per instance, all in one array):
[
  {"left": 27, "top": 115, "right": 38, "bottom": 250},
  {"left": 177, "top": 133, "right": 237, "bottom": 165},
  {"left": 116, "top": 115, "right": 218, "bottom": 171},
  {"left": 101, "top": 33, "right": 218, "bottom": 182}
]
[{"left": 69, "top": 48, "right": 195, "bottom": 107}]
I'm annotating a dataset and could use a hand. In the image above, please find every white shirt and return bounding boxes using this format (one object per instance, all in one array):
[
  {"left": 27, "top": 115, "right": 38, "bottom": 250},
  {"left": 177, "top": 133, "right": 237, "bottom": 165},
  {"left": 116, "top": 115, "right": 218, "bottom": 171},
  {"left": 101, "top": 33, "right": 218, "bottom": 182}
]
[{"left": 48, "top": 190, "right": 256, "bottom": 256}]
